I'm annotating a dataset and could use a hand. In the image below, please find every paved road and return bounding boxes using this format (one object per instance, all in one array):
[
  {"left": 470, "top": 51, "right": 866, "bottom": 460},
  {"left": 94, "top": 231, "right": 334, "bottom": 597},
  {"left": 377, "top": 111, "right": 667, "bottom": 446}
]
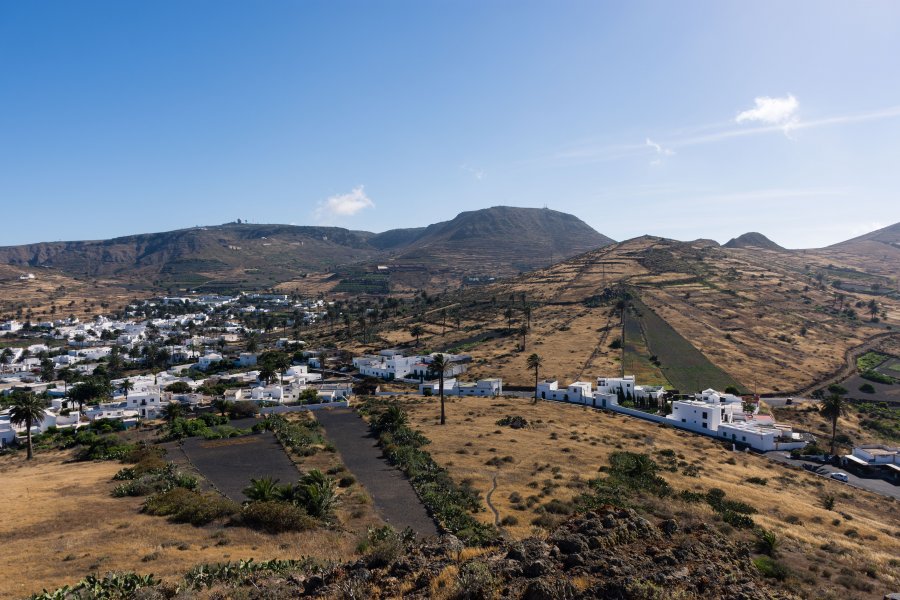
[
  {"left": 761, "top": 396, "right": 818, "bottom": 408},
  {"left": 315, "top": 408, "right": 439, "bottom": 538},
  {"left": 765, "top": 451, "right": 900, "bottom": 500}
]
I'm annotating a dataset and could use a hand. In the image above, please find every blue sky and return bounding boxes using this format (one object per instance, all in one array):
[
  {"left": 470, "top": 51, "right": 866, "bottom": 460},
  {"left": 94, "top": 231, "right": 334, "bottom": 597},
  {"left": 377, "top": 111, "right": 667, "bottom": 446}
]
[{"left": 2, "top": 1, "right": 899, "bottom": 249}]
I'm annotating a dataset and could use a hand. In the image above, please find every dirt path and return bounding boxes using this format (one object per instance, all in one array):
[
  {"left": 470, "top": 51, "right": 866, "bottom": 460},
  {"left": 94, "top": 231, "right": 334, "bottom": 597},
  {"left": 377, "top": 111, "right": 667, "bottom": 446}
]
[
  {"left": 795, "top": 331, "right": 900, "bottom": 396},
  {"left": 315, "top": 409, "right": 439, "bottom": 538},
  {"left": 485, "top": 474, "right": 500, "bottom": 526}
]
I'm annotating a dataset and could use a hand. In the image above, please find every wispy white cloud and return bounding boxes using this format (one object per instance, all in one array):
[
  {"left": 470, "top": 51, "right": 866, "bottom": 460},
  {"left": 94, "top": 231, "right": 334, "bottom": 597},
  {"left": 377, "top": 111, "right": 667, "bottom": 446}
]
[
  {"left": 540, "top": 103, "right": 900, "bottom": 167},
  {"left": 646, "top": 137, "right": 674, "bottom": 166},
  {"left": 460, "top": 164, "right": 485, "bottom": 180},
  {"left": 736, "top": 94, "right": 799, "bottom": 125},
  {"left": 313, "top": 186, "right": 374, "bottom": 221}
]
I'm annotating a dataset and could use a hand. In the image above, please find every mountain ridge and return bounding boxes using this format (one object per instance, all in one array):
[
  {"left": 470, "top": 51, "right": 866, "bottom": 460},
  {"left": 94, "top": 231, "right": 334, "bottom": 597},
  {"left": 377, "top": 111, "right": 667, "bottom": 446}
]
[{"left": 0, "top": 206, "right": 614, "bottom": 292}]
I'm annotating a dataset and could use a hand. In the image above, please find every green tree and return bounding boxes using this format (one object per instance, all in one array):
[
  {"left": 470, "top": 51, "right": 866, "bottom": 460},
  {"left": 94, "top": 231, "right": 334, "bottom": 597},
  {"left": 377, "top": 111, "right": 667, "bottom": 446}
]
[
  {"left": 819, "top": 393, "right": 849, "bottom": 455},
  {"left": 258, "top": 363, "right": 277, "bottom": 385},
  {"left": 161, "top": 402, "right": 184, "bottom": 423},
  {"left": 120, "top": 378, "right": 134, "bottom": 400},
  {"left": 57, "top": 367, "right": 79, "bottom": 396},
  {"left": 9, "top": 392, "right": 47, "bottom": 460},
  {"left": 39, "top": 358, "right": 56, "bottom": 384},
  {"left": 212, "top": 398, "right": 233, "bottom": 416},
  {"left": 867, "top": 299, "right": 879, "bottom": 321},
  {"left": 410, "top": 324, "right": 424, "bottom": 347},
  {"left": 69, "top": 377, "right": 112, "bottom": 414},
  {"left": 526, "top": 353, "right": 543, "bottom": 403},
  {"left": 431, "top": 353, "right": 450, "bottom": 425}
]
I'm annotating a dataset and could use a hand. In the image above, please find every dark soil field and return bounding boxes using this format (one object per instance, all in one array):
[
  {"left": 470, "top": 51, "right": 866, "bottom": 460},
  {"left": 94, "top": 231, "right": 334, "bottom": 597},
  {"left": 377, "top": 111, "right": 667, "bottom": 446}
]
[
  {"left": 632, "top": 297, "right": 743, "bottom": 393},
  {"left": 316, "top": 409, "right": 439, "bottom": 537},
  {"left": 178, "top": 432, "right": 302, "bottom": 502},
  {"left": 875, "top": 357, "right": 900, "bottom": 379},
  {"left": 841, "top": 374, "right": 900, "bottom": 404}
]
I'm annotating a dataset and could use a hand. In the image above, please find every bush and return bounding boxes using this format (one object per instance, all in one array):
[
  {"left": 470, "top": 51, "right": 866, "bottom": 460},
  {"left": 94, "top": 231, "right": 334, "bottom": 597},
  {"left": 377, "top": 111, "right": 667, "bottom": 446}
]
[
  {"left": 496, "top": 415, "right": 529, "bottom": 429},
  {"left": 338, "top": 475, "right": 356, "bottom": 488},
  {"left": 860, "top": 370, "right": 893, "bottom": 385},
  {"left": 359, "top": 526, "right": 415, "bottom": 567},
  {"left": 239, "top": 501, "right": 316, "bottom": 533},
  {"left": 228, "top": 401, "right": 258, "bottom": 419},
  {"left": 359, "top": 400, "right": 498, "bottom": 546},
  {"left": 858, "top": 383, "right": 876, "bottom": 394},
  {"left": 143, "top": 488, "right": 239, "bottom": 526},
  {"left": 454, "top": 560, "right": 497, "bottom": 599},
  {"left": 746, "top": 477, "right": 768, "bottom": 486},
  {"left": 755, "top": 529, "right": 780, "bottom": 556},
  {"left": 754, "top": 556, "right": 789, "bottom": 581}
]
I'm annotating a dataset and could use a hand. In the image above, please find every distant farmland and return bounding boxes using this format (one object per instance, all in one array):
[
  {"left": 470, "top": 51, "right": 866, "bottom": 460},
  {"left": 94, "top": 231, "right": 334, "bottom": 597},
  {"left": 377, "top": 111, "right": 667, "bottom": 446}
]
[
  {"left": 622, "top": 305, "right": 670, "bottom": 387},
  {"left": 630, "top": 297, "right": 743, "bottom": 393}
]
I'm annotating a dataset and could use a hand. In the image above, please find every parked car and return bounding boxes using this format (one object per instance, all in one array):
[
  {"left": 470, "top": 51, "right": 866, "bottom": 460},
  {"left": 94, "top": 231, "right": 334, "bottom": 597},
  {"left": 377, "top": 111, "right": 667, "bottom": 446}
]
[{"left": 830, "top": 472, "right": 849, "bottom": 482}]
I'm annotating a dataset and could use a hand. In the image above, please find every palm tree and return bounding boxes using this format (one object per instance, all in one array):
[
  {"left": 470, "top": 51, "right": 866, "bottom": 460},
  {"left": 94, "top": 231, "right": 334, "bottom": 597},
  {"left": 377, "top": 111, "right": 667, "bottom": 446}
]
[
  {"left": 212, "top": 398, "right": 232, "bottom": 416},
  {"left": 244, "top": 476, "right": 281, "bottom": 502},
  {"left": 867, "top": 299, "right": 879, "bottom": 321},
  {"left": 504, "top": 307, "right": 514, "bottom": 332},
  {"left": 9, "top": 392, "right": 47, "bottom": 460},
  {"left": 526, "top": 353, "right": 543, "bottom": 403},
  {"left": 431, "top": 353, "right": 450, "bottom": 425},
  {"left": 819, "top": 393, "right": 849, "bottom": 455},
  {"left": 258, "top": 363, "right": 277, "bottom": 385},
  {"left": 58, "top": 367, "right": 78, "bottom": 397},
  {"left": 410, "top": 324, "right": 424, "bottom": 347},
  {"left": 161, "top": 402, "right": 184, "bottom": 423},
  {"left": 121, "top": 378, "right": 134, "bottom": 400},
  {"left": 519, "top": 324, "right": 528, "bottom": 351},
  {"left": 523, "top": 303, "right": 532, "bottom": 330}
]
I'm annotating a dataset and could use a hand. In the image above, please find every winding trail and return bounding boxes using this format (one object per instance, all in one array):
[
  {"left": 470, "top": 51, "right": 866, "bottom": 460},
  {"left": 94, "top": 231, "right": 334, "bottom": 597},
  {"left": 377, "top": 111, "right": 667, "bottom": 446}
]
[
  {"left": 485, "top": 474, "right": 500, "bottom": 527},
  {"left": 795, "top": 331, "right": 899, "bottom": 396}
]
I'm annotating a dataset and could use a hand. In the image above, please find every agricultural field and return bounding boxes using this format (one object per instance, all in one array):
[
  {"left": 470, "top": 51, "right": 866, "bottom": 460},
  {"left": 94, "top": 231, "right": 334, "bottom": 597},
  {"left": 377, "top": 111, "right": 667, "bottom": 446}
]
[
  {"left": 621, "top": 303, "right": 668, "bottom": 387},
  {"left": 0, "top": 414, "right": 384, "bottom": 599},
  {"left": 630, "top": 297, "right": 743, "bottom": 393},
  {"left": 388, "top": 394, "right": 900, "bottom": 600}
]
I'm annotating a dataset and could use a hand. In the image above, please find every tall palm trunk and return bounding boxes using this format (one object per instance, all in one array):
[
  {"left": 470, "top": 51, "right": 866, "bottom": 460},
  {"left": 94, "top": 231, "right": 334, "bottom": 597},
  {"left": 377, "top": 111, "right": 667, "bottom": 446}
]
[
  {"left": 25, "top": 416, "right": 33, "bottom": 460},
  {"left": 831, "top": 416, "right": 838, "bottom": 455},
  {"left": 533, "top": 368, "right": 539, "bottom": 404},
  {"left": 439, "top": 371, "right": 446, "bottom": 425}
]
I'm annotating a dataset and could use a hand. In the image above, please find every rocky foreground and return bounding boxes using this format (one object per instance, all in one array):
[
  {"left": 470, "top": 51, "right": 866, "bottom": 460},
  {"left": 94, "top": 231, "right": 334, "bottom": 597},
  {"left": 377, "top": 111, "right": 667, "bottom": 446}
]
[{"left": 189, "top": 507, "right": 797, "bottom": 600}]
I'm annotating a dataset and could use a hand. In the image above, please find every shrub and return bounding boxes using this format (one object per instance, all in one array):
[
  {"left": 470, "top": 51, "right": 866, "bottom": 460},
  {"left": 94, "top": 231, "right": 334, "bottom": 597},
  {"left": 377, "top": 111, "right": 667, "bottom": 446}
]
[
  {"left": 860, "top": 370, "right": 893, "bottom": 385},
  {"left": 754, "top": 556, "right": 789, "bottom": 581},
  {"left": 821, "top": 493, "right": 836, "bottom": 510},
  {"left": 746, "top": 477, "right": 768, "bottom": 486},
  {"left": 338, "top": 475, "right": 356, "bottom": 488},
  {"left": 858, "top": 383, "right": 876, "bottom": 394},
  {"left": 228, "top": 401, "right": 258, "bottom": 419},
  {"left": 143, "top": 488, "right": 239, "bottom": 525},
  {"left": 500, "top": 515, "right": 519, "bottom": 526},
  {"left": 755, "top": 529, "right": 780, "bottom": 556},
  {"left": 359, "top": 525, "right": 415, "bottom": 567},
  {"left": 454, "top": 560, "right": 497, "bottom": 599},
  {"left": 239, "top": 501, "right": 315, "bottom": 533},
  {"left": 359, "top": 400, "right": 498, "bottom": 546},
  {"left": 496, "top": 415, "right": 529, "bottom": 429}
]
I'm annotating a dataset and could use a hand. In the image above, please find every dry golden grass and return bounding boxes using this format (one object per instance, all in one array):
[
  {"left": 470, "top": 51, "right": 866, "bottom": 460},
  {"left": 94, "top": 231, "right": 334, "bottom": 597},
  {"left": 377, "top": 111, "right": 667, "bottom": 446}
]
[
  {"left": 389, "top": 394, "right": 900, "bottom": 599},
  {"left": 0, "top": 267, "right": 141, "bottom": 322},
  {"left": 0, "top": 446, "right": 383, "bottom": 599}
]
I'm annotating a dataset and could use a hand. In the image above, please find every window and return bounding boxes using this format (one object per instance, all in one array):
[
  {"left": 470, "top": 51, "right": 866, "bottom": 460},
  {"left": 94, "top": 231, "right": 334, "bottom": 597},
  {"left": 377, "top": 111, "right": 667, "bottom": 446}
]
[
  {"left": 742, "top": 436, "right": 746, "bottom": 442},
  {"left": 681, "top": 418, "right": 686, "bottom": 423},
  {"left": 702, "top": 411, "right": 708, "bottom": 419},
  {"left": 702, "top": 423, "right": 707, "bottom": 429}
]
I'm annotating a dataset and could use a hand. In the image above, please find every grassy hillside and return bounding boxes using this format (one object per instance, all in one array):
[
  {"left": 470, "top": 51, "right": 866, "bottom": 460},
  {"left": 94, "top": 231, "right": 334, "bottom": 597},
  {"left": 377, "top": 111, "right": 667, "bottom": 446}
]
[{"left": 324, "top": 235, "right": 899, "bottom": 394}]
